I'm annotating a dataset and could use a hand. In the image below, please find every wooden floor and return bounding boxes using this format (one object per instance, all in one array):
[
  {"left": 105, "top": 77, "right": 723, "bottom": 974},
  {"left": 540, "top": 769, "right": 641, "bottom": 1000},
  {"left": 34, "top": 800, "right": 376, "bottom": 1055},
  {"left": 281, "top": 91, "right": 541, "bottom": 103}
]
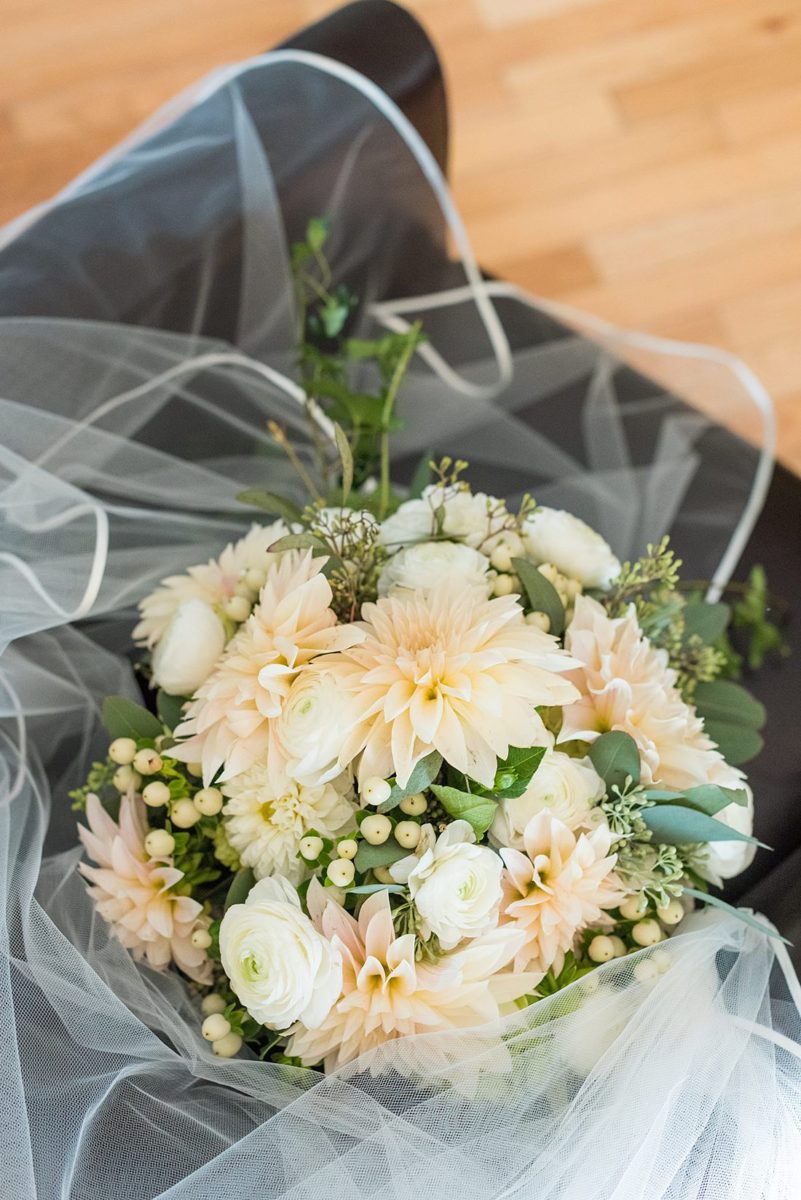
[{"left": 3, "top": 0, "right": 801, "bottom": 471}]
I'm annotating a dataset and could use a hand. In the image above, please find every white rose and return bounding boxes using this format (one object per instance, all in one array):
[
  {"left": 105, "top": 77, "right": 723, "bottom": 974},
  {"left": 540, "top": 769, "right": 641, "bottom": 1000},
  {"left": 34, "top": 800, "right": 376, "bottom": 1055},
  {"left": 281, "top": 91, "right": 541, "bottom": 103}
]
[
  {"left": 219, "top": 875, "right": 341, "bottom": 1030},
  {"left": 522, "top": 507, "right": 620, "bottom": 590},
  {"left": 489, "top": 751, "right": 605, "bottom": 849},
  {"left": 404, "top": 820, "right": 503, "bottom": 950},
  {"left": 276, "top": 670, "right": 356, "bottom": 784},
  {"left": 697, "top": 784, "right": 756, "bottom": 883},
  {"left": 151, "top": 598, "right": 226, "bottom": 696},
  {"left": 377, "top": 540, "right": 491, "bottom": 598}
]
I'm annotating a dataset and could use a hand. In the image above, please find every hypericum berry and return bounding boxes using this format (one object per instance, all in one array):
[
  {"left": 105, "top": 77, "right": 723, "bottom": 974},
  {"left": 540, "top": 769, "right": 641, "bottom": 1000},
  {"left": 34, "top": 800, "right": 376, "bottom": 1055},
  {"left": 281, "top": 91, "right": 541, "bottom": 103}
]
[
  {"left": 525, "top": 611, "right": 550, "bottom": 632},
  {"left": 191, "top": 928, "right": 213, "bottom": 950},
  {"left": 394, "top": 821, "right": 421, "bottom": 849},
  {"left": 326, "top": 859, "right": 355, "bottom": 887},
  {"left": 133, "top": 748, "right": 162, "bottom": 776},
  {"left": 633, "top": 958, "right": 660, "bottom": 983},
  {"left": 244, "top": 567, "right": 266, "bottom": 591},
  {"left": 608, "top": 935, "right": 627, "bottom": 958},
  {"left": 144, "top": 829, "right": 175, "bottom": 858},
  {"left": 112, "top": 765, "right": 142, "bottom": 793},
  {"left": 360, "top": 776, "right": 392, "bottom": 806},
  {"left": 631, "top": 918, "right": 664, "bottom": 947},
  {"left": 492, "top": 573, "right": 515, "bottom": 597},
  {"left": 201, "top": 1013, "right": 231, "bottom": 1042},
  {"left": 193, "top": 787, "right": 224, "bottom": 816},
  {"left": 490, "top": 543, "right": 514, "bottom": 573},
  {"left": 108, "top": 737, "right": 137, "bottom": 765},
  {"left": 212, "top": 1032, "right": 243, "bottom": 1058},
  {"left": 336, "top": 839, "right": 358, "bottom": 861},
  {"left": 398, "top": 793, "right": 427, "bottom": 816},
  {"left": 223, "top": 596, "right": 251, "bottom": 623},
  {"left": 299, "top": 835, "right": 324, "bottom": 861},
  {"left": 619, "top": 894, "right": 649, "bottom": 921},
  {"left": 170, "top": 798, "right": 201, "bottom": 829},
  {"left": 656, "top": 899, "right": 684, "bottom": 926},
  {"left": 142, "top": 780, "right": 171, "bottom": 808},
  {"left": 201, "top": 993, "right": 227, "bottom": 1016},
  {"left": 360, "top": 814, "right": 392, "bottom": 845},
  {"left": 588, "top": 935, "right": 615, "bottom": 963},
  {"left": 373, "top": 867, "right": 395, "bottom": 884},
  {"left": 186, "top": 762, "right": 203, "bottom": 777}
]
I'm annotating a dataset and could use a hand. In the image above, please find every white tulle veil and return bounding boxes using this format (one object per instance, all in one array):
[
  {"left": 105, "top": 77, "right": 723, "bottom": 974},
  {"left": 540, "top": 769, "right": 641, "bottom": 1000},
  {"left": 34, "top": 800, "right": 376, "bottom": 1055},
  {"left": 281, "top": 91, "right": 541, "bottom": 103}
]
[{"left": 1, "top": 50, "right": 798, "bottom": 1199}]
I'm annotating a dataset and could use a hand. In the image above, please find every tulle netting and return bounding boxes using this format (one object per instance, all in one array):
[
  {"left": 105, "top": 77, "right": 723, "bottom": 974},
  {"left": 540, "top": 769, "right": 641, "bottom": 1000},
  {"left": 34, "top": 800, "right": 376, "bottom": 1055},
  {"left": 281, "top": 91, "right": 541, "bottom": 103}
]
[{"left": 0, "top": 50, "right": 798, "bottom": 1199}]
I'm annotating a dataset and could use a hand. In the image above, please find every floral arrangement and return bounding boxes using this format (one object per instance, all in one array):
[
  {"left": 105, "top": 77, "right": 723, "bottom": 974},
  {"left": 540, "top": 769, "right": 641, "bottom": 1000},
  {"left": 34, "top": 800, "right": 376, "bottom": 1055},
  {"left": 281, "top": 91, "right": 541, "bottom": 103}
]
[{"left": 72, "top": 222, "right": 779, "bottom": 1071}]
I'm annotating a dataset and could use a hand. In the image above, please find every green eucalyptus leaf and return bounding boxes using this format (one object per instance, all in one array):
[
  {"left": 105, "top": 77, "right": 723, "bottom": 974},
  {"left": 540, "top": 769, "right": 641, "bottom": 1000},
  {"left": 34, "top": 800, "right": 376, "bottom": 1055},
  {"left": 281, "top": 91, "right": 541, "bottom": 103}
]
[
  {"left": 682, "top": 887, "right": 789, "bottom": 944},
  {"left": 379, "top": 751, "right": 442, "bottom": 812},
  {"left": 348, "top": 883, "right": 407, "bottom": 896},
  {"left": 643, "top": 805, "right": 763, "bottom": 846},
  {"left": 101, "top": 696, "right": 162, "bottom": 742},
  {"left": 354, "top": 838, "right": 409, "bottom": 873},
  {"left": 703, "top": 722, "right": 764, "bottom": 766},
  {"left": 682, "top": 600, "right": 731, "bottom": 644},
  {"left": 156, "top": 690, "right": 188, "bottom": 734},
  {"left": 224, "top": 867, "right": 256, "bottom": 911},
  {"left": 682, "top": 784, "right": 749, "bottom": 816},
  {"left": 235, "top": 489, "right": 305, "bottom": 524},
  {"left": 588, "top": 731, "right": 641, "bottom": 792},
  {"left": 511, "top": 557, "right": 565, "bottom": 636},
  {"left": 429, "top": 785, "right": 498, "bottom": 837},
  {"left": 694, "top": 680, "right": 767, "bottom": 729}
]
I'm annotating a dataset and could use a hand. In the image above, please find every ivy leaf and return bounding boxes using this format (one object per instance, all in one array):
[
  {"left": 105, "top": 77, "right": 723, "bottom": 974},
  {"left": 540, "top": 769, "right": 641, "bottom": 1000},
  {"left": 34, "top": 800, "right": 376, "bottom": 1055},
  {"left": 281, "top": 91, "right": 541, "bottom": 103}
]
[
  {"left": 682, "top": 600, "right": 731, "bottom": 644},
  {"left": 354, "top": 838, "right": 409, "bottom": 873},
  {"left": 642, "top": 805, "right": 764, "bottom": 847},
  {"left": 156, "top": 690, "right": 188, "bottom": 733},
  {"left": 224, "top": 867, "right": 256, "bottom": 911},
  {"left": 511, "top": 558, "right": 565, "bottom": 636},
  {"left": 682, "top": 887, "right": 790, "bottom": 944},
  {"left": 429, "top": 785, "right": 498, "bottom": 837},
  {"left": 235, "top": 489, "right": 305, "bottom": 525},
  {"left": 588, "top": 731, "right": 641, "bottom": 792},
  {"left": 101, "top": 696, "right": 162, "bottom": 742},
  {"left": 333, "top": 422, "right": 354, "bottom": 505},
  {"left": 379, "top": 751, "right": 442, "bottom": 812}
]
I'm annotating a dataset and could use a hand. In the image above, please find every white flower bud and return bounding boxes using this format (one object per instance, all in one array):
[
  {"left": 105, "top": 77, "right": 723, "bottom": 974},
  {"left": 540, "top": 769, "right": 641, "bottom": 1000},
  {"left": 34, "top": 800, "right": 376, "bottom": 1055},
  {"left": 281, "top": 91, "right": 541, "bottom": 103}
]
[
  {"left": 142, "top": 780, "right": 171, "bottom": 808},
  {"left": 399, "top": 793, "right": 427, "bottom": 816},
  {"left": 299, "top": 835, "right": 324, "bottom": 861},
  {"left": 360, "top": 777, "right": 392, "bottom": 806},
  {"left": 360, "top": 814, "right": 393, "bottom": 845},
  {"left": 201, "top": 993, "right": 227, "bottom": 1016},
  {"left": 171, "top": 798, "right": 201, "bottom": 829},
  {"left": 133, "top": 748, "right": 162, "bottom": 776},
  {"left": 336, "top": 839, "right": 358, "bottom": 861},
  {"left": 151, "top": 598, "right": 226, "bottom": 697},
  {"left": 144, "top": 829, "right": 175, "bottom": 858},
  {"left": 395, "top": 821, "right": 421, "bottom": 849},
  {"left": 212, "top": 1032, "right": 243, "bottom": 1058},
  {"left": 193, "top": 786, "right": 223, "bottom": 816},
  {"left": 326, "top": 859, "right": 356, "bottom": 887},
  {"left": 109, "top": 737, "right": 137, "bottom": 765},
  {"left": 112, "top": 765, "right": 142, "bottom": 793},
  {"left": 202, "top": 1013, "right": 231, "bottom": 1041}
]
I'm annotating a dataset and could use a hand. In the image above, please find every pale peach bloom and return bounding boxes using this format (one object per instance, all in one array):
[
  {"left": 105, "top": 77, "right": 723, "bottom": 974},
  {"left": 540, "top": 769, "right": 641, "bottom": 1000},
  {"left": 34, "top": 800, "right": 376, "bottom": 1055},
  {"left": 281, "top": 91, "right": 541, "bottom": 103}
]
[
  {"left": 560, "top": 595, "right": 743, "bottom": 791},
  {"left": 172, "top": 551, "right": 363, "bottom": 785},
  {"left": 285, "top": 885, "right": 540, "bottom": 1072},
  {"left": 500, "top": 812, "right": 622, "bottom": 975},
  {"left": 321, "top": 584, "right": 580, "bottom": 789},
  {"left": 78, "top": 793, "right": 211, "bottom": 982},
  {"left": 134, "top": 521, "right": 287, "bottom": 647}
]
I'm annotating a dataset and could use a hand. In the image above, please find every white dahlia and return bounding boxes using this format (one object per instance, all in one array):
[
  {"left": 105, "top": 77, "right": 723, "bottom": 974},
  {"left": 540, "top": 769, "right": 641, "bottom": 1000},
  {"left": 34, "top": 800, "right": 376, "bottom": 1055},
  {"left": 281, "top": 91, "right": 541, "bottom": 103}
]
[
  {"left": 134, "top": 521, "right": 287, "bottom": 647},
  {"left": 285, "top": 885, "right": 540, "bottom": 1072},
  {"left": 500, "top": 811, "right": 622, "bottom": 974},
  {"left": 561, "top": 595, "right": 743, "bottom": 791},
  {"left": 78, "top": 793, "right": 211, "bottom": 983},
  {"left": 171, "top": 551, "right": 363, "bottom": 785},
  {"left": 321, "top": 583, "right": 579, "bottom": 789},
  {"left": 222, "top": 765, "right": 356, "bottom": 883}
]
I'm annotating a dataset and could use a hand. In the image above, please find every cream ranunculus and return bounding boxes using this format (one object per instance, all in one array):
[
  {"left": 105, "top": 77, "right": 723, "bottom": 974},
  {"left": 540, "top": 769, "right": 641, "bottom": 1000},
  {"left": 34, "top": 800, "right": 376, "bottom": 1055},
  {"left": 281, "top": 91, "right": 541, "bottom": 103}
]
[
  {"left": 522, "top": 507, "right": 620, "bottom": 590},
  {"left": 398, "top": 820, "right": 503, "bottom": 950},
  {"left": 151, "top": 599, "right": 226, "bottom": 697},
  {"left": 379, "top": 486, "right": 509, "bottom": 553},
  {"left": 489, "top": 749, "right": 605, "bottom": 848},
  {"left": 697, "top": 784, "right": 756, "bottom": 883},
  {"left": 275, "top": 670, "right": 357, "bottom": 785},
  {"left": 219, "top": 876, "right": 342, "bottom": 1030},
  {"left": 377, "top": 540, "right": 491, "bottom": 598}
]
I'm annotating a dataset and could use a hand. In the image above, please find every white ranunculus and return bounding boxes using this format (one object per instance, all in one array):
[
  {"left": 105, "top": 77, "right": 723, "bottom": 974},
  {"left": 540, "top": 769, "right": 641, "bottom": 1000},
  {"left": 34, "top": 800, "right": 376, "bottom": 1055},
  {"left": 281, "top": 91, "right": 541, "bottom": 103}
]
[
  {"left": 489, "top": 750, "right": 605, "bottom": 849},
  {"left": 697, "top": 784, "right": 756, "bottom": 883},
  {"left": 276, "top": 670, "right": 356, "bottom": 784},
  {"left": 219, "top": 875, "right": 341, "bottom": 1030},
  {"left": 522, "top": 507, "right": 621, "bottom": 590},
  {"left": 377, "top": 540, "right": 491, "bottom": 598},
  {"left": 404, "top": 820, "right": 503, "bottom": 950},
  {"left": 379, "top": 498, "right": 435, "bottom": 550},
  {"left": 379, "top": 486, "right": 509, "bottom": 553},
  {"left": 151, "top": 598, "right": 226, "bottom": 697}
]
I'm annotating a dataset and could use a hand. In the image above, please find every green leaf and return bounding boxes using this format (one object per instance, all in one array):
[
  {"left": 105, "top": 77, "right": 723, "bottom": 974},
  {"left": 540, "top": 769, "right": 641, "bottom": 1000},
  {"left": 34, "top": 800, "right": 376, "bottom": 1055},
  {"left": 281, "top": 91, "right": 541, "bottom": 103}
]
[
  {"left": 235, "top": 489, "right": 305, "bottom": 525},
  {"left": 408, "top": 451, "right": 433, "bottom": 500},
  {"left": 348, "top": 883, "right": 407, "bottom": 896},
  {"left": 682, "top": 887, "right": 790, "bottom": 944},
  {"left": 694, "top": 680, "right": 766, "bottom": 729},
  {"left": 642, "top": 805, "right": 763, "bottom": 846},
  {"left": 682, "top": 600, "right": 731, "bottom": 644},
  {"left": 156, "top": 690, "right": 188, "bottom": 733},
  {"left": 333, "top": 422, "right": 354, "bottom": 505},
  {"left": 703, "top": 722, "right": 764, "bottom": 766},
  {"left": 430, "top": 784, "right": 498, "bottom": 837},
  {"left": 101, "top": 696, "right": 162, "bottom": 742},
  {"left": 588, "top": 731, "right": 641, "bottom": 792},
  {"left": 682, "top": 784, "right": 749, "bottom": 816},
  {"left": 511, "top": 558, "right": 565, "bottom": 636},
  {"left": 354, "top": 838, "right": 409, "bottom": 873},
  {"left": 379, "top": 751, "right": 442, "bottom": 812},
  {"left": 491, "top": 744, "right": 547, "bottom": 799},
  {"left": 224, "top": 867, "right": 256, "bottom": 911},
  {"left": 306, "top": 216, "right": 328, "bottom": 254}
]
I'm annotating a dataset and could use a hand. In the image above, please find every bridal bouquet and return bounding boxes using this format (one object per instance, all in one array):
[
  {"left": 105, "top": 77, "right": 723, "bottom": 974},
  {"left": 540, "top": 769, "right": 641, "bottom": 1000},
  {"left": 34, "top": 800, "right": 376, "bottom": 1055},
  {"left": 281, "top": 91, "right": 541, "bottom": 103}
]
[{"left": 71, "top": 223, "right": 774, "bottom": 1075}]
